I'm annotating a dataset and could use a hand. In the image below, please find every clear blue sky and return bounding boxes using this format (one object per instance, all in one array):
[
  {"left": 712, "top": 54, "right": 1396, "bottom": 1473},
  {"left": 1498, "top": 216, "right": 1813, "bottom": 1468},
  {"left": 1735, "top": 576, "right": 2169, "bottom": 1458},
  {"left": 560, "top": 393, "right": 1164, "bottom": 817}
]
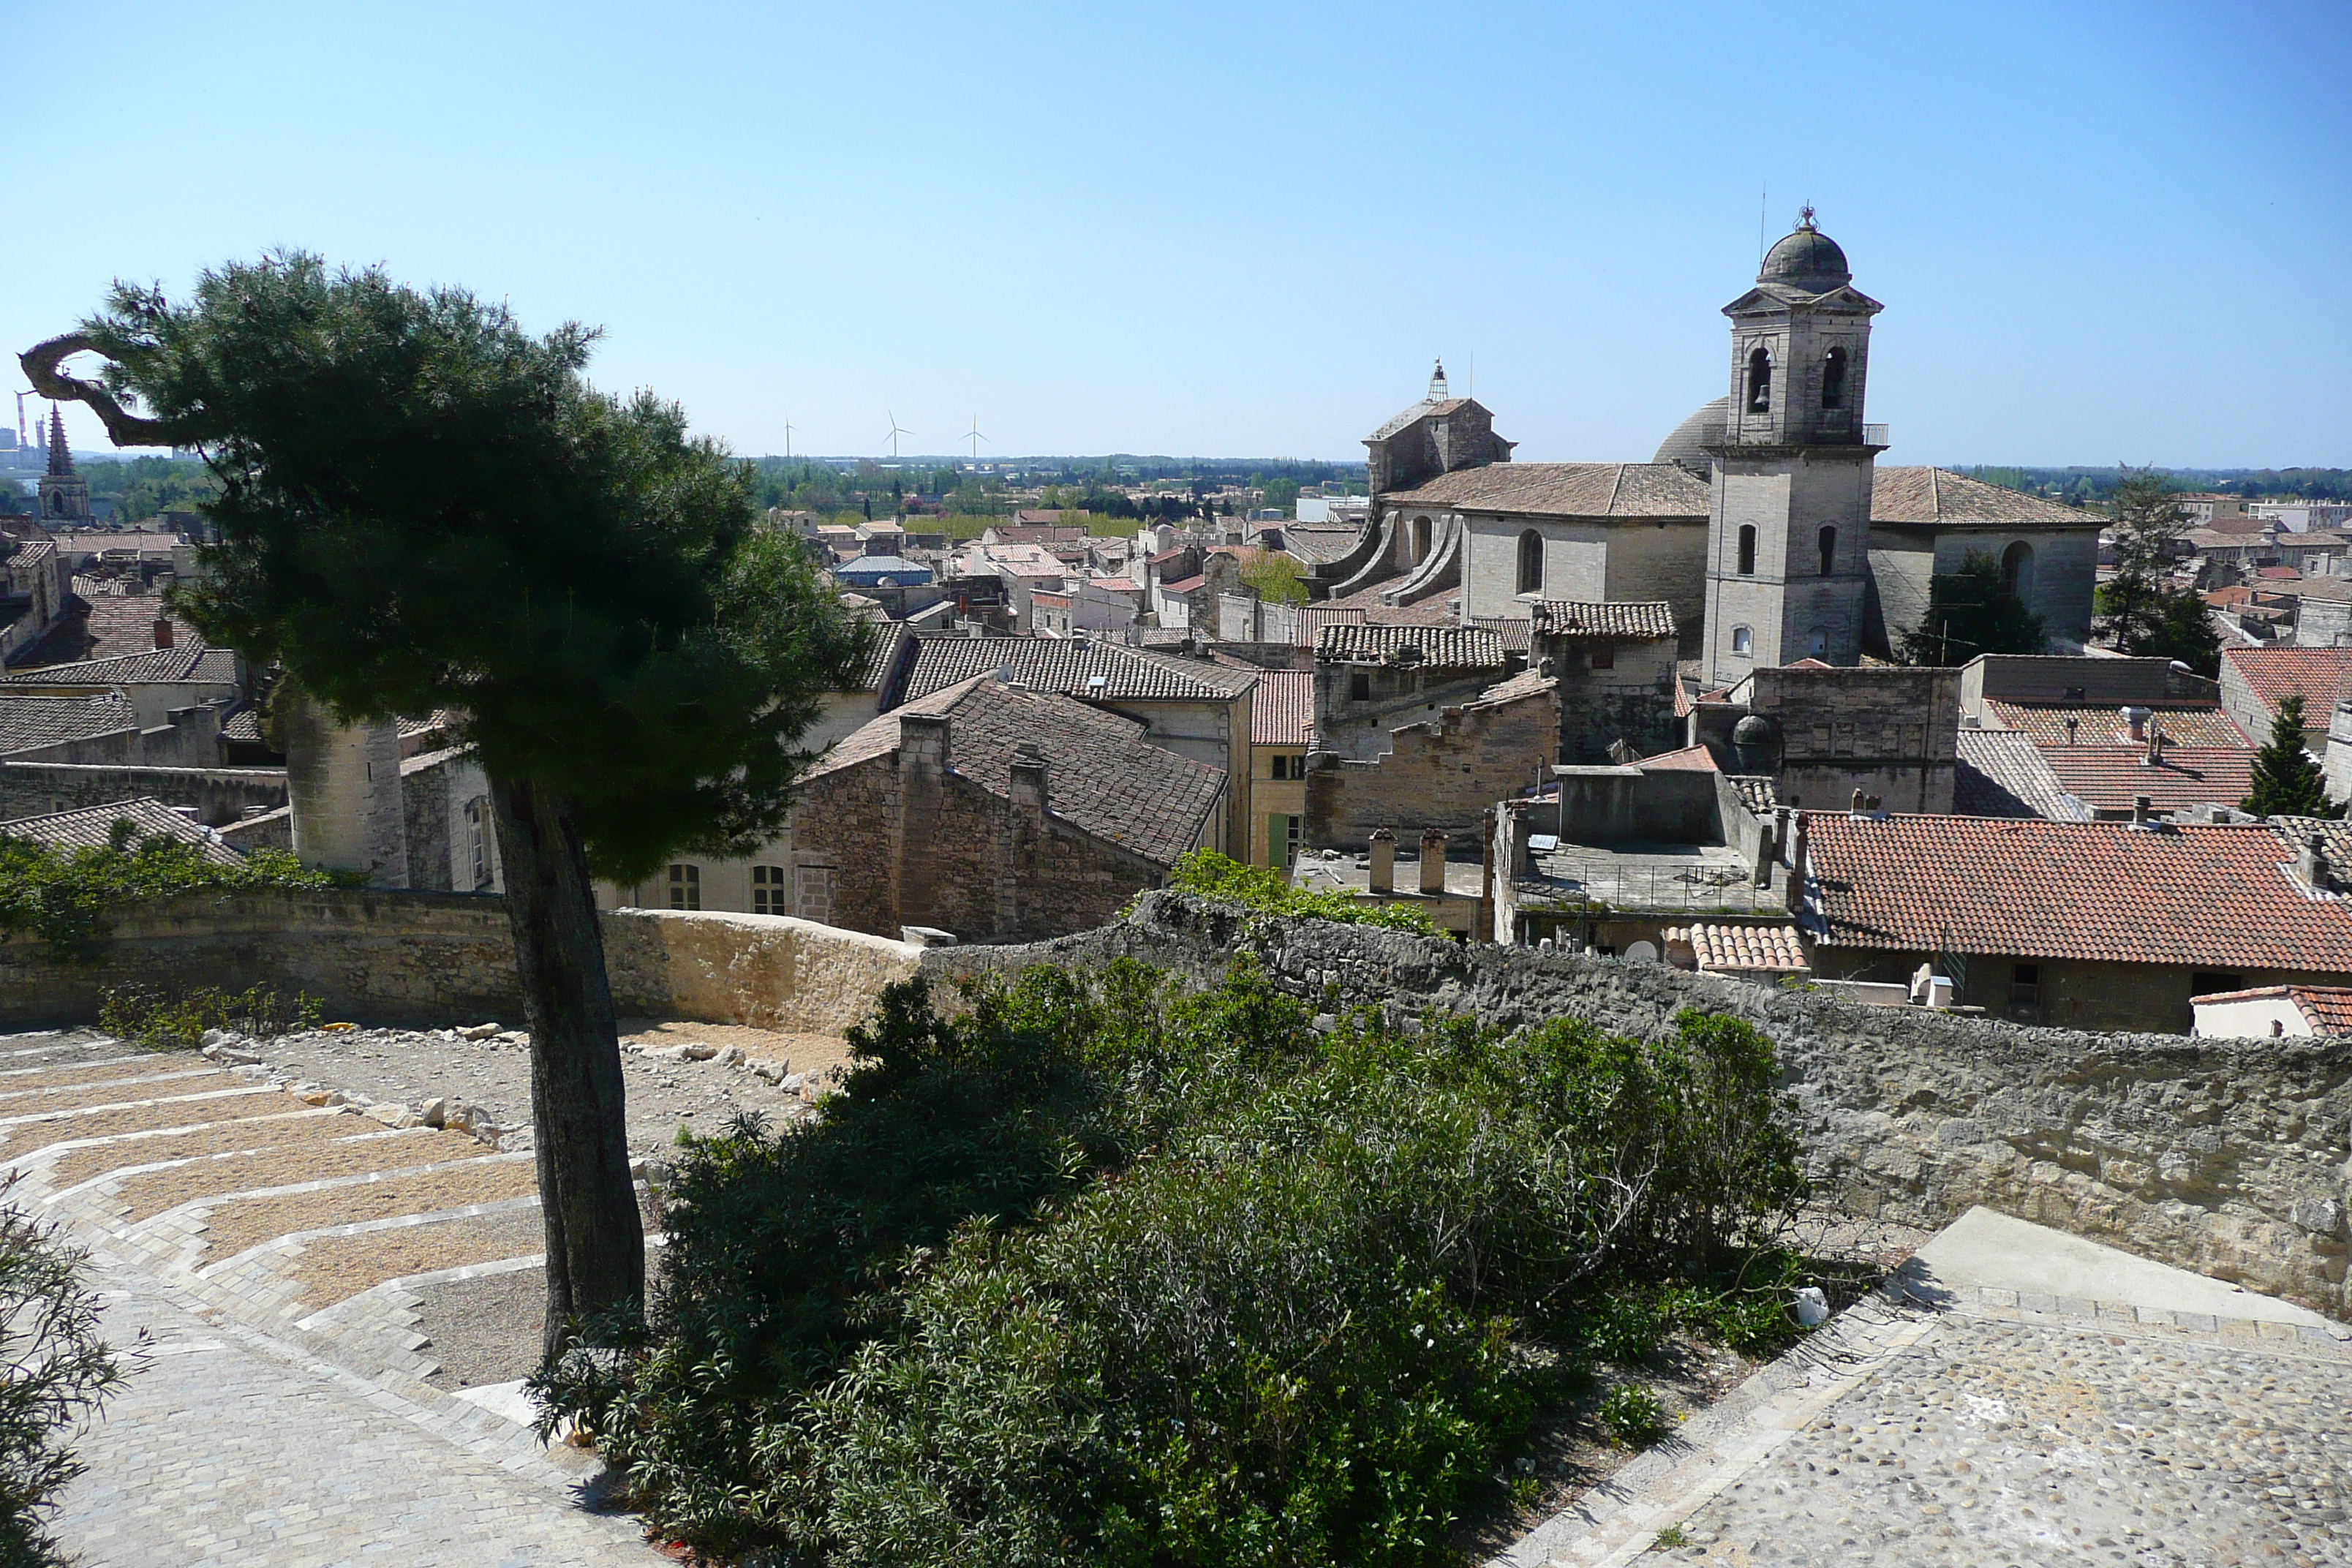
[{"left": 12, "top": 1, "right": 2350, "bottom": 469}]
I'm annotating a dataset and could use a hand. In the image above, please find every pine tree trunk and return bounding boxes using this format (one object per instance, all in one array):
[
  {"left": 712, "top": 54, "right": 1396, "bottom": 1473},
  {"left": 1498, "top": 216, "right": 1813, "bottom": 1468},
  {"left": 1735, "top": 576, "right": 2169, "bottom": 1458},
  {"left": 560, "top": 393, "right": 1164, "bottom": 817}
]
[{"left": 488, "top": 774, "right": 645, "bottom": 1363}]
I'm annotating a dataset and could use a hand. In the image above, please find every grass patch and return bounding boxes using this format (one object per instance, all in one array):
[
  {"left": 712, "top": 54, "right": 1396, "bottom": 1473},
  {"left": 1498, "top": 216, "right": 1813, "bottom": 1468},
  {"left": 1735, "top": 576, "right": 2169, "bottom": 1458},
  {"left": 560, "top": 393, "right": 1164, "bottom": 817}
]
[{"left": 1166, "top": 848, "right": 1437, "bottom": 933}]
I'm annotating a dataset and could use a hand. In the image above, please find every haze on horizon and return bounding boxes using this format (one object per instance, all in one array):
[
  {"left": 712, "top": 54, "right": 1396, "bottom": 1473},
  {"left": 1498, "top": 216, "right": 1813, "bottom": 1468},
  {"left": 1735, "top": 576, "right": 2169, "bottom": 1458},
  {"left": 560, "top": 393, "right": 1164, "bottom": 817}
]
[{"left": 11, "top": 1, "right": 2348, "bottom": 473}]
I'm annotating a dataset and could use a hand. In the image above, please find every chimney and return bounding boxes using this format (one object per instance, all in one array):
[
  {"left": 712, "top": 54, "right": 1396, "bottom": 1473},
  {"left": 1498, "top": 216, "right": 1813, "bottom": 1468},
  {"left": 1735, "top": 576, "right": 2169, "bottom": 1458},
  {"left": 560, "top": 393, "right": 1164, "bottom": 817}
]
[
  {"left": 2132, "top": 794, "right": 2152, "bottom": 826},
  {"left": 1009, "top": 741, "right": 1049, "bottom": 822},
  {"left": 1368, "top": 827, "right": 1395, "bottom": 895},
  {"left": 2122, "top": 705, "right": 2152, "bottom": 740},
  {"left": 2063, "top": 717, "right": 2078, "bottom": 746},
  {"left": 2299, "top": 832, "right": 2334, "bottom": 892},
  {"left": 1419, "top": 827, "right": 1447, "bottom": 895},
  {"left": 2144, "top": 722, "right": 2166, "bottom": 766},
  {"left": 1850, "top": 788, "right": 1867, "bottom": 816},
  {"left": 151, "top": 617, "right": 173, "bottom": 650}
]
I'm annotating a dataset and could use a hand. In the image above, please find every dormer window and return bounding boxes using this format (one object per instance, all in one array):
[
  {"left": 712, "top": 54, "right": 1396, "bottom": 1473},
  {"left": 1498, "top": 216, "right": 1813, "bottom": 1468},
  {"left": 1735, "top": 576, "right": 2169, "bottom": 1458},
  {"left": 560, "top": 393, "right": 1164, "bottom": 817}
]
[
  {"left": 1745, "top": 347, "right": 1771, "bottom": 413},
  {"left": 1822, "top": 347, "right": 1848, "bottom": 410}
]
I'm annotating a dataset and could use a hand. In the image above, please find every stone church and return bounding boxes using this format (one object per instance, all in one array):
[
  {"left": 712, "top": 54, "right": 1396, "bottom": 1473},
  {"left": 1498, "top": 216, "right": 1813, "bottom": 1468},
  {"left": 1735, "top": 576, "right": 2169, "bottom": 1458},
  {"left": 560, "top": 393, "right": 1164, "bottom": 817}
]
[{"left": 1326, "top": 214, "right": 2103, "bottom": 679}]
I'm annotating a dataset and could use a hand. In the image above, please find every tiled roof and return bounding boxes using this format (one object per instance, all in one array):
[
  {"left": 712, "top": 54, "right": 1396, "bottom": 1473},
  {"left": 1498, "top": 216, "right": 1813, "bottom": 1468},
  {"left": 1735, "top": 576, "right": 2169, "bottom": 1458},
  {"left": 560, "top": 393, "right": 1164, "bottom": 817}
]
[
  {"left": 2277, "top": 815, "right": 2352, "bottom": 889},
  {"left": 1384, "top": 462, "right": 1708, "bottom": 519},
  {"left": 221, "top": 706, "right": 263, "bottom": 743},
  {"left": 2222, "top": 647, "right": 2352, "bottom": 717},
  {"left": 1277, "top": 524, "right": 1366, "bottom": 567},
  {"left": 848, "top": 623, "right": 909, "bottom": 694},
  {"left": 1531, "top": 600, "right": 1678, "bottom": 641},
  {"left": 1955, "top": 731, "right": 2081, "bottom": 820},
  {"left": 1801, "top": 814, "right": 2352, "bottom": 970},
  {"left": 1869, "top": 468, "right": 2104, "bottom": 529},
  {"left": 0, "top": 797, "right": 241, "bottom": 865},
  {"left": 1161, "top": 574, "right": 1207, "bottom": 592},
  {"left": 1314, "top": 623, "right": 1506, "bottom": 668},
  {"left": 1251, "top": 670, "right": 1313, "bottom": 745},
  {"left": 1666, "top": 922, "right": 1809, "bottom": 973},
  {"left": 1316, "top": 579, "right": 1466, "bottom": 627},
  {"left": 2041, "top": 747, "right": 2258, "bottom": 815},
  {"left": 1469, "top": 616, "right": 1534, "bottom": 654},
  {"left": 813, "top": 676, "right": 1225, "bottom": 867},
  {"left": 2190, "top": 984, "right": 2352, "bottom": 1034},
  {"left": 1, "top": 645, "right": 236, "bottom": 685},
  {"left": 1730, "top": 776, "right": 1777, "bottom": 815},
  {"left": 899, "top": 637, "right": 1257, "bottom": 704},
  {"left": 1468, "top": 668, "right": 1556, "bottom": 709},
  {"left": 1979, "top": 701, "right": 2250, "bottom": 748},
  {"left": 1640, "top": 744, "right": 1719, "bottom": 772},
  {"left": 1369, "top": 396, "right": 1473, "bottom": 441},
  {"left": 0, "top": 692, "right": 139, "bottom": 755}
]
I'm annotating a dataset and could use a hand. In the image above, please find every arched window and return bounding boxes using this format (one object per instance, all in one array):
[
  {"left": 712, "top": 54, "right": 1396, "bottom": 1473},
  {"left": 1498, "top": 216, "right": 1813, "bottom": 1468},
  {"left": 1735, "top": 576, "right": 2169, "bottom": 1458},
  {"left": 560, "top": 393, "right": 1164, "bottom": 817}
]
[
  {"left": 1736, "top": 524, "right": 1757, "bottom": 576},
  {"left": 1515, "top": 529, "right": 1543, "bottom": 595},
  {"left": 1817, "top": 524, "right": 1837, "bottom": 577},
  {"left": 1730, "top": 625, "right": 1753, "bottom": 656},
  {"left": 1745, "top": 346, "right": 1771, "bottom": 412},
  {"left": 1822, "top": 347, "right": 1848, "bottom": 410},
  {"left": 1411, "top": 515, "right": 1432, "bottom": 565},
  {"left": 2002, "top": 539, "right": 2035, "bottom": 599},
  {"left": 1809, "top": 626, "right": 1830, "bottom": 658}
]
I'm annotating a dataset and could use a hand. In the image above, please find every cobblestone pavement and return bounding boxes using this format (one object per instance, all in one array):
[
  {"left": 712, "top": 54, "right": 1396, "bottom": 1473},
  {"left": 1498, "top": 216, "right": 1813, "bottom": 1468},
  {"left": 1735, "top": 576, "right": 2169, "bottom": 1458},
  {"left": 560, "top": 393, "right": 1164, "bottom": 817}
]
[
  {"left": 58, "top": 1254, "right": 662, "bottom": 1567},
  {"left": 1507, "top": 1286, "right": 2352, "bottom": 1568}
]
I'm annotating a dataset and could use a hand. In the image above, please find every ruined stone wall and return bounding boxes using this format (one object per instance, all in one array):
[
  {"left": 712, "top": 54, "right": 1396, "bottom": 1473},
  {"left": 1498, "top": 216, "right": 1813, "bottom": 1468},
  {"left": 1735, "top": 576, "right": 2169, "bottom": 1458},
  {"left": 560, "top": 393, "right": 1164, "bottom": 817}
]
[
  {"left": 0, "top": 761, "right": 287, "bottom": 826},
  {"left": 0, "top": 889, "right": 919, "bottom": 1035},
  {"left": 929, "top": 892, "right": 2352, "bottom": 1319},
  {"left": 1305, "top": 682, "right": 1556, "bottom": 850}
]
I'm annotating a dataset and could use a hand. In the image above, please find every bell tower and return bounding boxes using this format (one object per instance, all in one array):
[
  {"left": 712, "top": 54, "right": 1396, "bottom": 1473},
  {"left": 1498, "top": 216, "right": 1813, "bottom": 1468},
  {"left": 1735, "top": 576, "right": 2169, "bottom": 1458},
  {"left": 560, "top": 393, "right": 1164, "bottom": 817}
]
[
  {"left": 37, "top": 409, "right": 91, "bottom": 526},
  {"left": 1702, "top": 210, "right": 1885, "bottom": 684}
]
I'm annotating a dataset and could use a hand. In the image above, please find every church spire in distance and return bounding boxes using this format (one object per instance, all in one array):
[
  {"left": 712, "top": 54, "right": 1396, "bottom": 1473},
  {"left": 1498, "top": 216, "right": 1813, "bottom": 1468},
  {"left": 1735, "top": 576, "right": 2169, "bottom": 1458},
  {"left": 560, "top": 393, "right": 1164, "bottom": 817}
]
[
  {"left": 46, "top": 408, "right": 72, "bottom": 477},
  {"left": 1426, "top": 359, "right": 1450, "bottom": 401}
]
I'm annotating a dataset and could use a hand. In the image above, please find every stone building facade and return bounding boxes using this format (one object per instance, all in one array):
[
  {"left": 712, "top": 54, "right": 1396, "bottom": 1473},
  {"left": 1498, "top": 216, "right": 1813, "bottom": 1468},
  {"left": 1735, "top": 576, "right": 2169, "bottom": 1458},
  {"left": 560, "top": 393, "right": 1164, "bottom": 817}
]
[
  {"left": 1692, "top": 663, "right": 1962, "bottom": 814},
  {"left": 1311, "top": 623, "right": 1512, "bottom": 760},
  {"left": 1304, "top": 668, "right": 1556, "bottom": 851},
  {"left": 1530, "top": 600, "right": 1682, "bottom": 761}
]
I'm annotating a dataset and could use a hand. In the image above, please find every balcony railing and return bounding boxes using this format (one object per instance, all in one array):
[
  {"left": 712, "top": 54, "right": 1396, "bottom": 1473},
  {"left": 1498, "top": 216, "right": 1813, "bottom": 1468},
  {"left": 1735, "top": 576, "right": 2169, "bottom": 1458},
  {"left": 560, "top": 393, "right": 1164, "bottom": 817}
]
[{"left": 1862, "top": 423, "right": 1889, "bottom": 447}]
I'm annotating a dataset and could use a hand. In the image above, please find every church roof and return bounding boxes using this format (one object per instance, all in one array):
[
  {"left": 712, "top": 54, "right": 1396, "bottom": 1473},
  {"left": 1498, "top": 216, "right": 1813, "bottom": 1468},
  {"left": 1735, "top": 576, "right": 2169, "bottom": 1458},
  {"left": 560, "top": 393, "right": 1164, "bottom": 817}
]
[
  {"left": 1368, "top": 396, "right": 1474, "bottom": 442},
  {"left": 1530, "top": 600, "right": 1678, "bottom": 641},
  {"left": 1759, "top": 216, "right": 1851, "bottom": 293},
  {"left": 1870, "top": 468, "right": 2104, "bottom": 530},
  {"left": 1383, "top": 462, "right": 1709, "bottom": 519}
]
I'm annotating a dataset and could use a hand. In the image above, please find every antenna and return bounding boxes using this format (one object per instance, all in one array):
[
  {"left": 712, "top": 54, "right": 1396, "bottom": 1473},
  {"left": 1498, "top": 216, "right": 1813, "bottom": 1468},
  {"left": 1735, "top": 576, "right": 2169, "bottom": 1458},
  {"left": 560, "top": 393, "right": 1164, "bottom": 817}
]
[
  {"left": 1467, "top": 350, "right": 1473, "bottom": 401},
  {"left": 1759, "top": 183, "right": 1768, "bottom": 263},
  {"left": 965, "top": 414, "right": 988, "bottom": 460},
  {"left": 883, "top": 412, "right": 911, "bottom": 461}
]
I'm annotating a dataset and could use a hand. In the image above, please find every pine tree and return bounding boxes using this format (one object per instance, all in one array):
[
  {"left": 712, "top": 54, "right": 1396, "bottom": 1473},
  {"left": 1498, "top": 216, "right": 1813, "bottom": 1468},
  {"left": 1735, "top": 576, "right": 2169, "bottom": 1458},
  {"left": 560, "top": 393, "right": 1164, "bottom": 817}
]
[
  {"left": 1897, "top": 549, "right": 2047, "bottom": 664},
  {"left": 24, "top": 256, "right": 864, "bottom": 1357},
  {"left": 2243, "top": 695, "right": 2345, "bottom": 819},
  {"left": 2095, "top": 468, "right": 2222, "bottom": 676}
]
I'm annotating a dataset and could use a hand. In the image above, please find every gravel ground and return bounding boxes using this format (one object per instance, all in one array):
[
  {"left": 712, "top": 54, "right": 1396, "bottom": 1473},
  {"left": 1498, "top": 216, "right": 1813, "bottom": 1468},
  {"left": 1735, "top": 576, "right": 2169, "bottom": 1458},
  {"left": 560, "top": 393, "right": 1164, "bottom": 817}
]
[
  {"left": 108, "top": 1123, "right": 486, "bottom": 1223},
  {"left": 197, "top": 1157, "right": 540, "bottom": 1261},
  {"left": 293, "top": 1203, "right": 551, "bottom": 1309},
  {"left": 225, "top": 1019, "right": 851, "bottom": 1158},
  {"left": 40, "top": 1107, "right": 340, "bottom": 1195},
  {"left": 417, "top": 1266, "right": 554, "bottom": 1391}
]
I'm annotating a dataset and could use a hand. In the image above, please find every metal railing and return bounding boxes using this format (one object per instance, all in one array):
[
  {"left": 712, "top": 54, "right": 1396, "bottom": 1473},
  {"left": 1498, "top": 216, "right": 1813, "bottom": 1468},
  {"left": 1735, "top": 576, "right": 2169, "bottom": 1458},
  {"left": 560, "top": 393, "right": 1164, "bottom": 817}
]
[
  {"left": 1518, "top": 857, "right": 1783, "bottom": 916},
  {"left": 1862, "top": 423, "right": 1890, "bottom": 447}
]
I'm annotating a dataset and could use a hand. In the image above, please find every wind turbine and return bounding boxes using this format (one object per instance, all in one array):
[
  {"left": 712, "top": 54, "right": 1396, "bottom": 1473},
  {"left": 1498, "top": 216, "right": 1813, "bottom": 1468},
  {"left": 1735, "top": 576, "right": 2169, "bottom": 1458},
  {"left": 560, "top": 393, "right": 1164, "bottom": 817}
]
[
  {"left": 883, "top": 412, "right": 911, "bottom": 461},
  {"left": 964, "top": 414, "right": 988, "bottom": 461},
  {"left": 783, "top": 416, "right": 797, "bottom": 461}
]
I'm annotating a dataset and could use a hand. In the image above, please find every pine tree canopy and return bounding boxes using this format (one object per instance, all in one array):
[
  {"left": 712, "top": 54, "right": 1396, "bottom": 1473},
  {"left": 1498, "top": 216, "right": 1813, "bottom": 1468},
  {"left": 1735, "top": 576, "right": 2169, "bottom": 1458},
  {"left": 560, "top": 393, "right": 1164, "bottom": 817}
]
[
  {"left": 1897, "top": 549, "right": 2046, "bottom": 664},
  {"left": 2243, "top": 694, "right": 2344, "bottom": 820},
  {"left": 64, "top": 253, "right": 864, "bottom": 881}
]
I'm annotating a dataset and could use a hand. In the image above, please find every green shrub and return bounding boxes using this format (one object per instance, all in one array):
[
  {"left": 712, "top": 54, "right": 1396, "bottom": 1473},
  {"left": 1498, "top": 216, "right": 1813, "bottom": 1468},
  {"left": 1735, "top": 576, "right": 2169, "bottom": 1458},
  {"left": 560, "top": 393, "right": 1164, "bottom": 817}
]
[
  {"left": 0, "top": 821, "right": 335, "bottom": 961},
  {"left": 1597, "top": 1384, "right": 1667, "bottom": 1448},
  {"left": 1166, "top": 848, "right": 1436, "bottom": 933},
  {"left": 0, "top": 1181, "right": 132, "bottom": 1566},
  {"left": 99, "top": 983, "right": 323, "bottom": 1052},
  {"left": 535, "top": 961, "right": 1809, "bottom": 1566}
]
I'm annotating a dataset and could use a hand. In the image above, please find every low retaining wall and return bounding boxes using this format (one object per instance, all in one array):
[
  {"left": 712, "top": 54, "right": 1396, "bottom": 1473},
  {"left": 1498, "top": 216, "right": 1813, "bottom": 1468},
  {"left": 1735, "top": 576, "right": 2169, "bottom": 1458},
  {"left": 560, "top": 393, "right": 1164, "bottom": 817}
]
[
  {"left": 928, "top": 893, "right": 2352, "bottom": 1320},
  {"left": 0, "top": 890, "right": 921, "bottom": 1036}
]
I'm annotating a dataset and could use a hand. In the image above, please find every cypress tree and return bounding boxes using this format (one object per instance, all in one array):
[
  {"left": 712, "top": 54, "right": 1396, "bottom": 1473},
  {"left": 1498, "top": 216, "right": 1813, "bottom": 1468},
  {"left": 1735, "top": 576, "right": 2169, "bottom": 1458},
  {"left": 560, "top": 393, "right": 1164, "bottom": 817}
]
[{"left": 2243, "top": 695, "right": 2344, "bottom": 819}]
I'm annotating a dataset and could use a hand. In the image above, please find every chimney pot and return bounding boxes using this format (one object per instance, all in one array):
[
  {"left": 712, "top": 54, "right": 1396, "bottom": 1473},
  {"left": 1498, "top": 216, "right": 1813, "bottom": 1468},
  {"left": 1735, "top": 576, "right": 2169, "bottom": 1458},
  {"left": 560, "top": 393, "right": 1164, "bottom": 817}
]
[
  {"left": 1419, "top": 827, "right": 1447, "bottom": 896},
  {"left": 2122, "top": 705, "right": 2152, "bottom": 740},
  {"left": 1368, "top": 827, "right": 1395, "bottom": 896},
  {"left": 2133, "top": 794, "right": 2152, "bottom": 825},
  {"left": 2300, "top": 832, "right": 2333, "bottom": 892},
  {"left": 1850, "top": 788, "right": 1866, "bottom": 815}
]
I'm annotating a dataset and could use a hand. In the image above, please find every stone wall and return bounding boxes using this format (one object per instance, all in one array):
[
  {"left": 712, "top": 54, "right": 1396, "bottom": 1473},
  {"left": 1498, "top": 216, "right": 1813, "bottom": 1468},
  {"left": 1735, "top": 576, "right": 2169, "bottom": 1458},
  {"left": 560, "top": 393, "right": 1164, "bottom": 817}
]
[
  {"left": 929, "top": 892, "right": 2352, "bottom": 1319},
  {"left": 1305, "top": 677, "right": 1556, "bottom": 850},
  {"left": 0, "top": 761, "right": 287, "bottom": 826},
  {"left": 0, "top": 889, "right": 920, "bottom": 1035}
]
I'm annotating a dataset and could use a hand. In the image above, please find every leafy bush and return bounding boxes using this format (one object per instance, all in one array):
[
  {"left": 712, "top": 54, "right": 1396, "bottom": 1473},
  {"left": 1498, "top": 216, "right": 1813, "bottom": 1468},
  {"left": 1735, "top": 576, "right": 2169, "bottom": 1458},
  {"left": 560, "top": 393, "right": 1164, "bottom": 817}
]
[
  {"left": 0, "top": 1180, "right": 132, "bottom": 1566},
  {"left": 535, "top": 961, "right": 1809, "bottom": 1566},
  {"left": 1597, "top": 1384, "right": 1667, "bottom": 1448},
  {"left": 0, "top": 821, "right": 335, "bottom": 960},
  {"left": 1167, "top": 848, "right": 1436, "bottom": 933},
  {"left": 99, "top": 983, "right": 323, "bottom": 1051}
]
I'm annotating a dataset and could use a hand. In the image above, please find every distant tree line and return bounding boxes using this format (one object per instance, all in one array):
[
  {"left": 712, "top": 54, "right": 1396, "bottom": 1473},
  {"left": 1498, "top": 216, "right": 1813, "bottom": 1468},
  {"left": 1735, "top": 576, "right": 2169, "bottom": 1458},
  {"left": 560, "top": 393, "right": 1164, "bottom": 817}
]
[{"left": 1959, "top": 465, "right": 2352, "bottom": 505}]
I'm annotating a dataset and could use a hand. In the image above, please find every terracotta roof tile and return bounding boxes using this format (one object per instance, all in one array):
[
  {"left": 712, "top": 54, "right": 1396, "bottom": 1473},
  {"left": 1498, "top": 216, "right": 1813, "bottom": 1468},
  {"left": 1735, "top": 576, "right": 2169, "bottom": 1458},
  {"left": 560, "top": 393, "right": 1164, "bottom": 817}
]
[
  {"left": 1666, "top": 921, "right": 1809, "bottom": 973},
  {"left": 1955, "top": 731, "right": 2081, "bottom": 820},
  {"left": 2042, "top": 747, "right": 2258, "bottom": 814},
  {"left": 0, "top": 796, "right": 242, "bottom": 865},
  {"left": 1531, "top": 600, "right": 1677, "bottom": 641},
  {"left": 1869, "top": 468, "right": 2105, "bottom": 529},
  {"left": 0, "top": 691, "right": 140, "bottom": 755},
  {"left": 1, "top": 646, "right": 237, "bottom": 686},
  {"left": 1469, "top": 616, "right": 1535, "bottom": 654},
  {"left": 1640, "top": 744, "right": 1719, "bottom": 772},
  {"left": 1251, "top": 670, "right": 1314, "bottom": 745},
  {"left": 2190, "top": 984, "right": 2352, "bottom": 1033},
  {"left": 1314, "top": 623, "right": 1505, "bottom": 668},
  {"left": 2223, "top": 647, "right": 2352, "bottom": 717},
  {"left": 1980, "top": 701, "right": 2250, "bottom": 748},
  {"left": 1802, "top": 814, "right": 2352, "bottom": 970},
  {"left": 900, "top": 636, "right": 1256, "bottom": 704},
  {"left": 813, "top": 676, "right": 1224, "bottom": 866},
  {"left": 1384, "top": 462, "right": 1708, "bottom": 519}
]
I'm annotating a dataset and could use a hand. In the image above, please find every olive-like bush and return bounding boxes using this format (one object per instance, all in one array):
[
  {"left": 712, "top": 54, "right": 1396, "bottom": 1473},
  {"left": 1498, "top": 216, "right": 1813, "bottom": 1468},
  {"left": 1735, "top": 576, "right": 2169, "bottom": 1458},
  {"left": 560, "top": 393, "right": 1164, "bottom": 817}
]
[
  {"left": 535, "top": 960, "right": 1810, "bottom": 1566},
  {"left": 1166, "top": 848, "right": 1436, "bottom": 932},
  {"left": 0, "top": 820, "right": 334, "bottom": 960}
]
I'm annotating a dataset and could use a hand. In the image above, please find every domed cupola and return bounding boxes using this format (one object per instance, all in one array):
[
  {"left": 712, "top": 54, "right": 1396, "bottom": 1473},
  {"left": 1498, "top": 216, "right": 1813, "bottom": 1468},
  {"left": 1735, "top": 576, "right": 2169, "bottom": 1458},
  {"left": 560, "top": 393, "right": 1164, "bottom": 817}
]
[{"left": 1758, "top": 207, "right": 1851, "bottom": 295}]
